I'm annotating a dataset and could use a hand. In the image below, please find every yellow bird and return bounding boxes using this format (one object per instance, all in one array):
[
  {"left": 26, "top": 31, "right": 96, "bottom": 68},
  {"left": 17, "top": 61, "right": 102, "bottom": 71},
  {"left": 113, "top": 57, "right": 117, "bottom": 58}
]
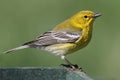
[{"left": 4, "top": 10, "right": 101, "bottom": 68}]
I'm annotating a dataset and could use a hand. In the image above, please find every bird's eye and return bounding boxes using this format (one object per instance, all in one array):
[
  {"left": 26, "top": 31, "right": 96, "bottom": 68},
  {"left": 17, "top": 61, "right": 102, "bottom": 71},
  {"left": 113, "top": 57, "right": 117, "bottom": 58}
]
[{"left": 84, "top": 15, "right": 88, "bottom": 18}]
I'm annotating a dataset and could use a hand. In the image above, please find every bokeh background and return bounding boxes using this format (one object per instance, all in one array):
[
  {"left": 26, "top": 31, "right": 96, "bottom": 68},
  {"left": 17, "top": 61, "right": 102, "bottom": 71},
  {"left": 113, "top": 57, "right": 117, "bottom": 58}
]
[{"left": 0, "top": 0, "right": 120, "bottom": 80}]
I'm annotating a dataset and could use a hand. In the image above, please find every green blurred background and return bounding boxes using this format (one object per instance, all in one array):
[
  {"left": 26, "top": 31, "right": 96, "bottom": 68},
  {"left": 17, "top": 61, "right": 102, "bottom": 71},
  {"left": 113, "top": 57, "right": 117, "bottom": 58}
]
[{"left": 0, "top": 0, "right": 120, "bottom": 80}]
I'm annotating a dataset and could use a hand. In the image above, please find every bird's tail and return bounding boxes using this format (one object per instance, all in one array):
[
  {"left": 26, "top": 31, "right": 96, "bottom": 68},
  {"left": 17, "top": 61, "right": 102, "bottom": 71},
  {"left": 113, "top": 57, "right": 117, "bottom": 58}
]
[{"left": 3, "top": 45, "right": 29, "bottom": 54}]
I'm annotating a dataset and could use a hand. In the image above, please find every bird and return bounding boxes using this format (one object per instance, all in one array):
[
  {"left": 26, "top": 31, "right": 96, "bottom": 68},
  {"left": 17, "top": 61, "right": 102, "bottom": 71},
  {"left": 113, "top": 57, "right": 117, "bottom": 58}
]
[{"left": 4, "top": 10, "right": 101, "bottom": 68}]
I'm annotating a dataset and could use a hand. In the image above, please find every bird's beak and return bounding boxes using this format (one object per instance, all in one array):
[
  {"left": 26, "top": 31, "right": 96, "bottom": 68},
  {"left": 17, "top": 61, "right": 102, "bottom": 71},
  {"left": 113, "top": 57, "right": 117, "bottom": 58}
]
[{"left": 93, "top": 13, "right": 101, "bottom": 18}]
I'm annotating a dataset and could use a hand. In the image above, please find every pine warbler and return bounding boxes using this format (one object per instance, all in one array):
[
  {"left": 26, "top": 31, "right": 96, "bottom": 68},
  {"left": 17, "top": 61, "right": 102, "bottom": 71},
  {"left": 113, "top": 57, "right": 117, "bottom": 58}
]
[{"left": 4, "top": 10, "right": 101, "bottom": 67}]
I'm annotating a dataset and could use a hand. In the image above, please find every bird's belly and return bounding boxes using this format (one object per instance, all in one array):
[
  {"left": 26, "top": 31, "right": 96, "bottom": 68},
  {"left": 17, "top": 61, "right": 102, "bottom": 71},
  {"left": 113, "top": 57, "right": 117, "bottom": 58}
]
[
  {"left": 42, "top": 36, "right": 91, "bottom": 56},
  {"left": 43, "top": 43, "right": 77, "bottom": 56}
]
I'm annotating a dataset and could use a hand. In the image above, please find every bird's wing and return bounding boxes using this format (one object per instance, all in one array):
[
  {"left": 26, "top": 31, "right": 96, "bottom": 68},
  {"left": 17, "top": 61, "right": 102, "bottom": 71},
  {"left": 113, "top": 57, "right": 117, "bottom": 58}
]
[{"left": 23, "top": 31, "right": 82, "bottom": 46}]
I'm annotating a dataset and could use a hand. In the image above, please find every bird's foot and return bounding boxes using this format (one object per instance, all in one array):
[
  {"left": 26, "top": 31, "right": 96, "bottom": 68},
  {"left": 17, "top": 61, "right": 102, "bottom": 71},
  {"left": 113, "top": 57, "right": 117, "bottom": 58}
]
[
  {"left": 61, "top": 64, "right": 84, "bottom": 72},
  {"left": 61, "top": 64, "right": 79, "bottom": 69}
]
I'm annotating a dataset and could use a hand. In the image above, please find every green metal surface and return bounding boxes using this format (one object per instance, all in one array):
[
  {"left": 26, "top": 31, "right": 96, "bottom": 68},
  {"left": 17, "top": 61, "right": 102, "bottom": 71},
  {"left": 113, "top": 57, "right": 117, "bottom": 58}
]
[{"left": 0, "top": 67, "right": 93, "bottom": 80}]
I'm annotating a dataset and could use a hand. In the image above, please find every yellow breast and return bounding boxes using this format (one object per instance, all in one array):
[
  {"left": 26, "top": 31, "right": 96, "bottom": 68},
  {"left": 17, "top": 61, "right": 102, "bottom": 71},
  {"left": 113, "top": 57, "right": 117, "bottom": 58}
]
[{"left": 75, "top": 25, "right": 93, "bottom": 50}]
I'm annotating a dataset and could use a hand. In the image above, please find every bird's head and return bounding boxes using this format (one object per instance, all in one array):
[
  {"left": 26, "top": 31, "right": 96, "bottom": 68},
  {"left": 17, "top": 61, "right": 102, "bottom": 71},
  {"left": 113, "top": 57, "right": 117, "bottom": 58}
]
[{"left": 70, "top": 10, "right": 101, "bottom": 29}]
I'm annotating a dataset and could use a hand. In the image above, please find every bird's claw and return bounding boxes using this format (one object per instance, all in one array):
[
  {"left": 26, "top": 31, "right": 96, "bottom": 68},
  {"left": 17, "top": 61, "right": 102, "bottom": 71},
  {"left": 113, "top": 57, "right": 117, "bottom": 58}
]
[
  {"left": 61, "top": 64, "right": 84, "bottom": 72},
  {"left": 61, "top": 64, "right": 79, "bottom": 69}
]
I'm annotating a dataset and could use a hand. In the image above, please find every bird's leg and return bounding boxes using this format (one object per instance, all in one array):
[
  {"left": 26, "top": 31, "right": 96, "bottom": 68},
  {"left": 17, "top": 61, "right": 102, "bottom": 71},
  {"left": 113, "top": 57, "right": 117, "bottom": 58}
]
[{"left": 61, "top": 55, "right": 78, "bottom": 69}]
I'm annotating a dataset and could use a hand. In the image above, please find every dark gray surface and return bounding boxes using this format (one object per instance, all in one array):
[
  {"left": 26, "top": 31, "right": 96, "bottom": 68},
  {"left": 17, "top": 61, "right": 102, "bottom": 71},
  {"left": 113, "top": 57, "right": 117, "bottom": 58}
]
[{"left": 0, "top": 67, "right": 93, "bottom": 80}]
